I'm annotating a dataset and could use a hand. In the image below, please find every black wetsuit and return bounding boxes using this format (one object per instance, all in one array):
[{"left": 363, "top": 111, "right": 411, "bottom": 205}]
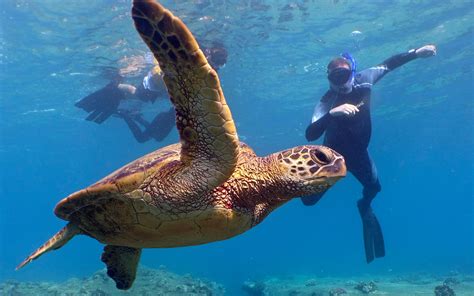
[
  {"left": 121, "top": 81, "right": 175, "bottom": 143},
  {"left": 303, "top": 49, "right": 418, "bottom": 205},
  {"left": 122, "top": 107, "right": 175, "bottom": 143}
]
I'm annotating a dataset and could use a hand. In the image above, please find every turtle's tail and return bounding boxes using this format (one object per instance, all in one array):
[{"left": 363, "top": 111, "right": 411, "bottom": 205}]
[{"left": 16, "top": 222, "right": 81, "bottom": 270}]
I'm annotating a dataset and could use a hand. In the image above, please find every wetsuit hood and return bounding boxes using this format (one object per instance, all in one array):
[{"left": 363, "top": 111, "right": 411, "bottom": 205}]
[{"left": 328, "top": 53, "right": 357, "bottom": 94}]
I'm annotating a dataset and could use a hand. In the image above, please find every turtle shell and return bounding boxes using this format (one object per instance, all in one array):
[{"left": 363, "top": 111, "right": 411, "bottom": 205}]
[
  {"left": 54, "top": 143, "right": 253, "bottom": 248},
  {"left": 54, "top": 144, "right": 182, "bottom": 247}
]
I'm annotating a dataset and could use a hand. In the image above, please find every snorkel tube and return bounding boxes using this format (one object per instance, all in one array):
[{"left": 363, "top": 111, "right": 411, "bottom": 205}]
[
  {"left": 329, "top": 52, "right": 357, "bottom": 94},
  {"left": 341, "top": 52, "right": 357, "bottom": 80}
]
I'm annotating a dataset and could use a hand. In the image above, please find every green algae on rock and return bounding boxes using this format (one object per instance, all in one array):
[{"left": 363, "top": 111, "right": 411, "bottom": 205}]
[{"left": 1, "top": 266, "right": 224, "bottom": 296}]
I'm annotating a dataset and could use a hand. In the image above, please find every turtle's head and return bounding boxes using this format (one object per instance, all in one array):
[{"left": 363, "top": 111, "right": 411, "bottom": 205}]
[{"left": 276, "top": 145, "right": 346, "bottom": 196}]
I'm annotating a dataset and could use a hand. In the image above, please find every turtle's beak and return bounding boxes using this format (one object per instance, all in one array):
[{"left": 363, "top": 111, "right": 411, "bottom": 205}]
[{"left": 317, "top": 154, "right": 346, "bottom": 185}]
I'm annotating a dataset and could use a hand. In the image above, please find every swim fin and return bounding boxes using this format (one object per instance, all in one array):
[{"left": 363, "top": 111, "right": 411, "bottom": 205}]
[
  {"left": 76, "top": 80, "right": 125, "bottom": 124},
  {"left": 358, "top": 199, "right": 385, "bottom": 263}
]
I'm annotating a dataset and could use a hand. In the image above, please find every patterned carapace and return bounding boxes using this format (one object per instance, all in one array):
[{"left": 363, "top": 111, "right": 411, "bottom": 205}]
[{"left": 17, "top": 0, "right": 346, "bottom": 291}]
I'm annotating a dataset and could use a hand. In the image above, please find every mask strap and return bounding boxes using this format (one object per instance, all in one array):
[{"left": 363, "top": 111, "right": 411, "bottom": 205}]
[{"left": 341, "top": 52, "right": 357, "bottom": 79}]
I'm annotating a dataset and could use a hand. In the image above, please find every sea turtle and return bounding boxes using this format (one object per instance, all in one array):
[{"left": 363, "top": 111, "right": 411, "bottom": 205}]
[{"left": 17, "top": 0, "right": 346, "bottom": 290}]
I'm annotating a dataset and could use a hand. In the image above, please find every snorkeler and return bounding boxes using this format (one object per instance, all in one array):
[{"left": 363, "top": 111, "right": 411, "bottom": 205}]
[
  {"left": 75, "top": 42, "right": 228, "bottom": 142},
  {"left": 116, "top": 107, "right": 175, "bottom": 143},
  {"left": 304, "top": 44, "right": 437, "bottom": 263},
  {"left": 74, "top": 74, "right": 126, "bottom": 124}
]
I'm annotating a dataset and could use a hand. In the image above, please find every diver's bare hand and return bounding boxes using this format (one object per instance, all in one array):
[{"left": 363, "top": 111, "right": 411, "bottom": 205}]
[
  {"left": 117, "top": 83, "right": 137, "bottom": 95},
  {"left": 329, "top": 104, "right": 360, "bottom": 117},
  {"left": 415, "top": 45, "right": 437, "bottom": 58}
]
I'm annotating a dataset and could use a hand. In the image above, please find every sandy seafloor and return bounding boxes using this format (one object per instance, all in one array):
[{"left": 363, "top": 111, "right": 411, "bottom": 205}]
[{"left": 1, "top": 266, "right": 473, "bottom": 295}]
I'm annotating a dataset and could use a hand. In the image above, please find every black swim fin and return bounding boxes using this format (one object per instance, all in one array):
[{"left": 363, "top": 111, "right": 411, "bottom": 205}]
[
  {"left": 76, "top": 80, "right": 125, "bottom": 124},
  {"left": 358, "top": 199, "right": 385, "bottom": 263}
]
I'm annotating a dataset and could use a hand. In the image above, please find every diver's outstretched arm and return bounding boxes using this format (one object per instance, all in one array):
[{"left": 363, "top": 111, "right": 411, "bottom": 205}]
[{"left": 358, "top": 44, "right": 437, "bottom": 85}]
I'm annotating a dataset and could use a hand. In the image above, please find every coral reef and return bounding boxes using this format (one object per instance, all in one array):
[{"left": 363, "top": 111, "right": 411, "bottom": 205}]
[
  {"left": 238, "top": 272, "right": 474, "bottom": 296},
  {"left": 4, "top": 269, "right": 474, "bottom": 296},
  {"left": 329, "top": 287, "right": 347, "bottom": 296},
  {"left": 242, "top": 280, "right": 266, "bottom": 296},
  {"left": 434, "top": 284, "right": 456, "bottom": 296},
  {"left": 354, "top": 281, "right": 377, "bottom": 294},
  {"left": 0, "top": 266, "right": 224, "bottom": 296}
]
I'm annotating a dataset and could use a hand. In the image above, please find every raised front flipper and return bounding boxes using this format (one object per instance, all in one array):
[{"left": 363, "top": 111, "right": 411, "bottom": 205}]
[
  {"left": 101, "top": 245, "right": 142, "bottom": 290},
  {"left": 131, "top": 1, "right": 239, "bottom": 199}
]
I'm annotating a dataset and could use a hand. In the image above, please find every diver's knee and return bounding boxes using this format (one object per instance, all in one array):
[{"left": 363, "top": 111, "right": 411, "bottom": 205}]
[
  {"left": 136, "top": 136, "right": 148, "bottom": 143},
  {"left": 362, "top": 181, "right": 381, "bottom": 200}
]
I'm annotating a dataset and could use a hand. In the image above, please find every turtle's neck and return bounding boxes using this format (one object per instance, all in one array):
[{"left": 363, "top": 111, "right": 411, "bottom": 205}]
[{"left": 211, "top": 154, "right": 296, "bottom": 225}]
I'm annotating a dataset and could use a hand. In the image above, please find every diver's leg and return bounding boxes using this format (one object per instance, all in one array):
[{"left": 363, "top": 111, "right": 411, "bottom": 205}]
[
  {"left": 148, "top": 107, "right": 175, "bottom": 142},
  {"left": 121, "top": 114, "right": 149, "bottom": 143},
  {"left": 349, "top": 150, "right": 385, "bottom": 263},
  {"left": 133, "top": 113, "right": 152, "bottom": 129}
]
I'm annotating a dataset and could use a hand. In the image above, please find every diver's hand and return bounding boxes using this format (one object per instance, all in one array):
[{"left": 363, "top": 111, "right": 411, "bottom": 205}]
[
  {"left": 415, "top": 45, "right": 437, "bottom": 58},
  {"left": 329, "top": 104, "right": 360, "bottom": 117},
  {"left": 117, "top": 83, "right": 137, "bottom": 95}
]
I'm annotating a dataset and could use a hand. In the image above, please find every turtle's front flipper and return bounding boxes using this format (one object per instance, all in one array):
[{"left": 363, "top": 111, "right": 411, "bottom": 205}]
[
  {"left": 16, "top": 223, "right": 81, "bottom": 270},
  {"left": 131, "top": 0, "right": 239, "bottom": 197},
  {"left": 101, "top": 245, "right": 142, "bottom": 290}
]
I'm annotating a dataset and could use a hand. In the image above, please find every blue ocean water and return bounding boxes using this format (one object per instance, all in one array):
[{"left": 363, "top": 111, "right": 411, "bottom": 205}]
[{"left": 0, "top": 0, "right": 473, "bottom": 294}]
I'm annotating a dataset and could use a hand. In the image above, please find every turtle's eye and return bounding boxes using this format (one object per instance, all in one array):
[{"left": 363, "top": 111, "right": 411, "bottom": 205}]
[{"left": 311, "top": 148, "right": 331, "bottom": 165}]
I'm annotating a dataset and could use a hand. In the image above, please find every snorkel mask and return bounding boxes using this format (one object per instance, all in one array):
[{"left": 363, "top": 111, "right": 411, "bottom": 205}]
[{"left": 328, "top": 52, "right": 357, "bottom": 94}]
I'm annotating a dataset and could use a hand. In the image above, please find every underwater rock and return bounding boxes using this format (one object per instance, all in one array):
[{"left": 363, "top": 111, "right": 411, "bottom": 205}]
[
  {"left": 242, "top": 280, "right": 266, "bottom": 296},
  {"left": 328, "top": 287, "right": 347, "bottom": 296},
  {"left": 354, "top": 281, "right": 377, "bottom": 294},
  {"left": 239, "top": 273, "right": 474, "bottom": 295},
  {"left": 0, "top": 266, "right": 224, "bottom": 296},
  {"left": 435, "top": 283, "right": 456, "bottom": 296},
  {"left": 241, "top": 278, "right": 328, "bottom": 296}
]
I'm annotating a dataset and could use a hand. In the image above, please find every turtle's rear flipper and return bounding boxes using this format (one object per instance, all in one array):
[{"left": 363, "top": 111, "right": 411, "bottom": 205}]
[
  {"left": 359, "top": 202, "right": 385, "bottom": 263},
  {"left": 101, "top": 245, "right": 142, "bottom": 290},
  {"left": 16, "top": 223, "right": 81, "bottom": 270}
]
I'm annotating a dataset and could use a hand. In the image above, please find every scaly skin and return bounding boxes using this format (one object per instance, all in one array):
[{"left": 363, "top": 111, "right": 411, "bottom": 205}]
[
  {"left": 17, "top": 0, "right": 347, "bottom": 290},
  {"left": 209, "top": 143, "right": 344, "bottom": 226},
  {"left": 49, "top": 142, "right": 344, "bottom": 249},
  {"left": 131, "top": 0, "right": 240, "bottom": 202}
]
